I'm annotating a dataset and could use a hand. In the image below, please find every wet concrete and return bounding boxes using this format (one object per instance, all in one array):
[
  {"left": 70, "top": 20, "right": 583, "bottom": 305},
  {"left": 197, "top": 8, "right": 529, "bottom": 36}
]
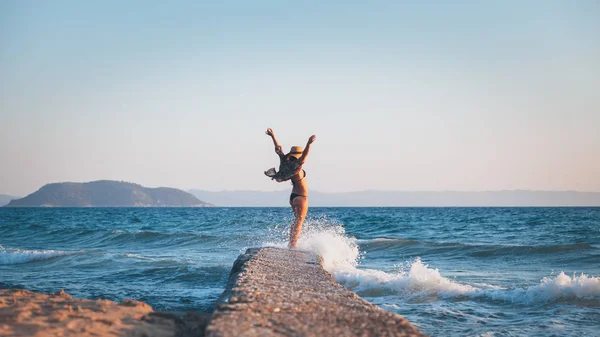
[{"left": 205, "top": 247, "right": 426, "bottom": 337}]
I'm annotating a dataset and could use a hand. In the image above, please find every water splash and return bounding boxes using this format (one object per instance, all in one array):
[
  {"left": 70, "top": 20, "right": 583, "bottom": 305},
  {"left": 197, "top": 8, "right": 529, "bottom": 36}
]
[
  {"left": 479, "top": 272, "right": 600, "bottom": 304},
  {"left": 269, "top": 219, "right": 600, "bottom": 305}
]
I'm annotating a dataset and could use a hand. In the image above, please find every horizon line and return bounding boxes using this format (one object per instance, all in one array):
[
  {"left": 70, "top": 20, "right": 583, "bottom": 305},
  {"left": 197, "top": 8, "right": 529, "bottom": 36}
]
[{"left": 189, "top": 189, "right": 600, "bottom": 194}]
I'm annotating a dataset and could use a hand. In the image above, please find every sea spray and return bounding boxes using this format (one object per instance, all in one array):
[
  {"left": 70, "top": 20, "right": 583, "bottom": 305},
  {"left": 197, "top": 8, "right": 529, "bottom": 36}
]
[
  {"left": 293, "top": 221, "right": 476, "bottom": 300},
  {"left": 297, "top": 222, "right": 360, "bottom": 271},
  {"left": 280, "top": 218, "right": 600, "bottom": 305},
  {"left": 477, "top": 272, "right": 600, "bottom": 304},
  {"left": 534, "top": 272, "right": 600, "bottom": 300}
]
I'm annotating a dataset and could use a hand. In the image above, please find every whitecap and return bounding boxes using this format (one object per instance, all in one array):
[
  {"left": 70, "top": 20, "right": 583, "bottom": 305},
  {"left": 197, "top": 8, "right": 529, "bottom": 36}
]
[
  {"left": 355, "top": 237, "right": 398, "bottom": 244},
  {"left": 477, "top": 272, "right": 600, "bottom": 304},
  {"left": 0, "top": 247, "right": 77, "bottom": 265}
]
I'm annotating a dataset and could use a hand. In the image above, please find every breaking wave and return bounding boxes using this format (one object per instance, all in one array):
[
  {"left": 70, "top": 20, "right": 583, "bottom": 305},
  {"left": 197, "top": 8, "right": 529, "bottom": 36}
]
[
  {"left": 283, "top": 221, "right": 600, "bottom": 305},
  {"left": 0, "top": 247, "right": 79, "bottom": 265}
]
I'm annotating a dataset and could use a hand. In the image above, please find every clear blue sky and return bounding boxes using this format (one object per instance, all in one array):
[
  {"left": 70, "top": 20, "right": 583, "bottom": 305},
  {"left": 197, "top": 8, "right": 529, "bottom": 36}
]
[{"left": 1, "top": 1, "right": 599, "bottom": 196}]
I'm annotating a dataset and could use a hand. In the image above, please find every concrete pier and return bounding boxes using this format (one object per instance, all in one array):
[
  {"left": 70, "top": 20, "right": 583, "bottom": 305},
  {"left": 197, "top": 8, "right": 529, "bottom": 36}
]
[{"left": 205, "top": 247, "right": 425, "bottom": 337}]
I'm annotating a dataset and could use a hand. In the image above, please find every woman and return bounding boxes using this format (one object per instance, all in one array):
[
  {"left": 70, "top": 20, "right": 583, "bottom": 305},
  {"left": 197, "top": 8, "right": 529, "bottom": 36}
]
[{"left": 265, "top": 128, "right": 316, "bottom": 248}]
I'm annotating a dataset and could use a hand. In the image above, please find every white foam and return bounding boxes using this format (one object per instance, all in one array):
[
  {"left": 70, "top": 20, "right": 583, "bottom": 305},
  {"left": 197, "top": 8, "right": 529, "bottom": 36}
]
[
  {"left": 0, "top": 247, "right": 75, "bottom": 265},
  {"left": 124, "top": 253, "right": 150, "bottom": 259},
  {"left": 355, "top": 237, "right": 398, "bottom": 244},
  {"left": 269, "top": 219, "right": 600, "bottom": 305},
  {"left": 476, "top": 333, "right": 498, "bottom": 337},
  {"left": 297, "top": 224, "right": 360, "bottom": 271},
  {"left": 292, "top": 222, "right": 474, "bottom": 299},
  {"left": 535, "top": 272, "right": 600, "bottom": 299},
  {"left": 478, "top": 272, "right": 600, "bottom": 304}
]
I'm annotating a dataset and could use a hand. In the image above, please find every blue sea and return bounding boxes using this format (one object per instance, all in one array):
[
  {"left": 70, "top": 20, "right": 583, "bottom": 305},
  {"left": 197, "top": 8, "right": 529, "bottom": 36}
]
[{"left": 1, "top": 207, "right": 599, "bottom": 336}]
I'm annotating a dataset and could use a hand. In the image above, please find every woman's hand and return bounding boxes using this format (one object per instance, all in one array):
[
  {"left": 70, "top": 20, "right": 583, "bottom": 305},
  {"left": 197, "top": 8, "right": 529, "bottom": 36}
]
[
  {"left": 308, "top": 135, "right": 316, "bottom": 144},
  {"left": 267, "top": 128, "right": 281, "bottom": 149}
]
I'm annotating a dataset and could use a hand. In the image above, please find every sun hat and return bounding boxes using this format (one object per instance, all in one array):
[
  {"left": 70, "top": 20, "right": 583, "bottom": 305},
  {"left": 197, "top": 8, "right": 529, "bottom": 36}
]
[{"left": 288, "top": 146, "right": 303, "bottom": 158}]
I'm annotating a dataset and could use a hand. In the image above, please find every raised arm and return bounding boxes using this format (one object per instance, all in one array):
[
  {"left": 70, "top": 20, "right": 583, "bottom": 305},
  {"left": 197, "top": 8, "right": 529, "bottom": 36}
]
[
  {"left": 298, "top": 135, "right": 316, "bottom": 164},
  {"left": 265, "top": 128, "right": 284, "bottom": 155}
]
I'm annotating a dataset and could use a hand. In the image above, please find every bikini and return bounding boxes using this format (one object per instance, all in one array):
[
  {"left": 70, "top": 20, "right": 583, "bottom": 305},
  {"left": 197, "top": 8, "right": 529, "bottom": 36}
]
[{"left": 289, "top": 170, "right": 307, "bottom": 203}]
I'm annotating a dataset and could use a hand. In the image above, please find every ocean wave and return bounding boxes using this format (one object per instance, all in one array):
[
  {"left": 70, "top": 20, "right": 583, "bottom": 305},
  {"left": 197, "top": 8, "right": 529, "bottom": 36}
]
[
  {"left": 38, "top": 228, "right": 217, "bottom": 248},
  {"left": 110, "top": 229, "right": 214, "bottom": 240},
  {"left": 356, "top": 238, "right": 400, "bottom": 244},
  {"left": 290, "top": 224, "right": 600, "bottom": 306},
  {"left": 468, "top": 242, "right": 597, "bottom": 257},
  {"left": 478, "top": 272, "right": 600, "bottom": 304},
  {"left": 0, "top": 247, "right": 80, "bottom": 265},
  {"left": 358, "top": 238, "right": 597, "bottom": 257}
]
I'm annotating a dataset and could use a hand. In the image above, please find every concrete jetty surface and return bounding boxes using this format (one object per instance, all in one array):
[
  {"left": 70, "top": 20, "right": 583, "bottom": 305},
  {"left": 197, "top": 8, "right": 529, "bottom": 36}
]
[{"left": 205, "top": 247, "right": 425, "bottom": 337}]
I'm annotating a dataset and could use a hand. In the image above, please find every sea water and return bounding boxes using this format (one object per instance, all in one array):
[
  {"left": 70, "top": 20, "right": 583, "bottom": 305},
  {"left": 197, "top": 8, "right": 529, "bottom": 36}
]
[{"left": 1, "top": 207, "right": 599, "bottom": 336}]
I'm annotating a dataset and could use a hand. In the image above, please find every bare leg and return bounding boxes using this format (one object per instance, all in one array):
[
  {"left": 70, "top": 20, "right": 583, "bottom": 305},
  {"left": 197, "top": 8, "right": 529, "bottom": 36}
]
[{"left": 289, "top": 196, "right": 308, "bottom": 248}]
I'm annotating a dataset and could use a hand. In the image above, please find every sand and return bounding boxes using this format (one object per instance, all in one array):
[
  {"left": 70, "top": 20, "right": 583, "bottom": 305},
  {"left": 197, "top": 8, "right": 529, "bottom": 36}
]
[{"left": 0, "top": 288, "right": 208, "bottom": 337}]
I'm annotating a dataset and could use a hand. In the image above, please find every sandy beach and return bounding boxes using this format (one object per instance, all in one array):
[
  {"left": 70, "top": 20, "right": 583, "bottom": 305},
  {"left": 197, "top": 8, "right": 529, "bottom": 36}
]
[{"left": 0, "top": 288, "right": 208, "bottom": 337}]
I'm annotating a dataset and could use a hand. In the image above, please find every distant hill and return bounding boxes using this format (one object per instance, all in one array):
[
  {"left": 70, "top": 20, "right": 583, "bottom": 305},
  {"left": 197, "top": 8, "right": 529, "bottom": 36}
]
[
  {"left": 5, "top": 181, "right": 211, "bottom": 207},
  {"left": 0, "top": 194, "right": 19, "bottom": 207},
  {"left": 188, "top": 189, "right": 600, "bottom": 207}
]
